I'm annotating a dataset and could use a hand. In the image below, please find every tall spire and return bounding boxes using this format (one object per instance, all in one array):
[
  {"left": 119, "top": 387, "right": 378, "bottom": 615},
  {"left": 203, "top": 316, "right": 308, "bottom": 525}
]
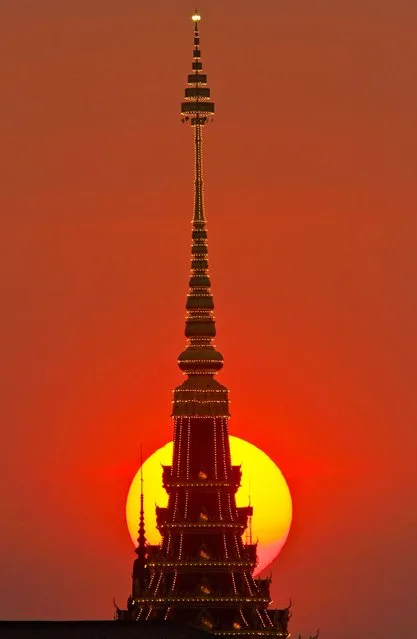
[
  {"left": 137, "top": 448, "right": 146, "bottom": 552},
  {"left": 132, "top": 449, "right": 149, "bottom": 597},
  {"left": 178, "top": 11, "right": 223, "bottom": 378}
]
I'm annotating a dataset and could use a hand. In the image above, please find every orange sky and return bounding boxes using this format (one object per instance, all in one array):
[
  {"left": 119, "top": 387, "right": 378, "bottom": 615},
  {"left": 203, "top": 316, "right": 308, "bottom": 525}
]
[{"left": 1, "top": 2, "right": 416, "bottom": 637}]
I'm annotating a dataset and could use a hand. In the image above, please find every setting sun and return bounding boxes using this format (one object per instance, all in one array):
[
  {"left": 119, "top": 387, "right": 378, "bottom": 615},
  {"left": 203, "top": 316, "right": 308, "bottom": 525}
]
[{"left": 126, "top": 436, "right": 292, "bottom": 575}]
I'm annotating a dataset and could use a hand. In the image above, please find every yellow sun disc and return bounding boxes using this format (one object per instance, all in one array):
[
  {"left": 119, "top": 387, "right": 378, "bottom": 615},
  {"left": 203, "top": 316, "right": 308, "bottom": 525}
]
[{"left": 126, "top": 436, "right": 292, "bottom": 575}]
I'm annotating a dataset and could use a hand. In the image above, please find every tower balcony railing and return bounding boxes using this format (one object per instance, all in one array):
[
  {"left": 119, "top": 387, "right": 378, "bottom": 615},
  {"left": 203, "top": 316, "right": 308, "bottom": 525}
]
[
  {"left": 181, "top": 100, "right": 215, "bottom": 116},
  {"left": 132, "top": 594, "right": 270, "bottom": 608},
  {"left": 158, "top": 520, "right": 247, "bottom": 533},
  {"left": 210, "top": 631, "right": 287, "bottom": 637},
  {"left": 210, "top": 631, "right": 287, "bottom": 638},
  {"left": 163, "top": 478, "right": 241, "bottom": 490},
  {"left": 147, "top": 557, "right": 257, "bottom": 571},
  {"left": 156, "top": 504, "right": 252, "bottom": 531}
]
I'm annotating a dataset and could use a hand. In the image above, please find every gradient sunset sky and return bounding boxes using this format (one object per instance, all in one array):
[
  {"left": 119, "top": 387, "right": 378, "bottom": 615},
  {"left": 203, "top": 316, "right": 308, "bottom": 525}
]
[{"left": 1, "top": 2, "right": 416, "bottom": 638}]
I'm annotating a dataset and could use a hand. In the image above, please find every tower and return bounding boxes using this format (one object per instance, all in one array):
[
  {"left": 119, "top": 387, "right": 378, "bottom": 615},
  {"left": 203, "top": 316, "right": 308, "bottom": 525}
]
[
  {"left": 120, "top": 12, "right": 290, "bottom": 637},
  {"left": 131, "top": 451, "right": 149, "bottom": 601}
]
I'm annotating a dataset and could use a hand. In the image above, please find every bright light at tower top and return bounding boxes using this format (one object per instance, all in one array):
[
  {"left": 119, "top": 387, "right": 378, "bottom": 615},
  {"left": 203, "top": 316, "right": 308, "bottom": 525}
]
[{"left": 192, "top": 12, "right": 201, "bottom": 22}]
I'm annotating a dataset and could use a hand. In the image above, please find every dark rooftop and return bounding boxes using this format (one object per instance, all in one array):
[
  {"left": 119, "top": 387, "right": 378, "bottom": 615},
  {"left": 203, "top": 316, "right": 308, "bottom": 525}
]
[{"left": 0, "top": 621, "right": 212, "bottom": 639}]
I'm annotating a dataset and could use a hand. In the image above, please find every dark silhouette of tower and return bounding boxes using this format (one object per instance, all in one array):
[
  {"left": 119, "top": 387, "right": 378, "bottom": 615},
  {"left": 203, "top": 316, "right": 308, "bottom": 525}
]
[
  {"left": 118, "top": 12, "right": 291, "bottom": 637},
  {"left": 131, "top": 451, "right": 149, "bottom": 602}
]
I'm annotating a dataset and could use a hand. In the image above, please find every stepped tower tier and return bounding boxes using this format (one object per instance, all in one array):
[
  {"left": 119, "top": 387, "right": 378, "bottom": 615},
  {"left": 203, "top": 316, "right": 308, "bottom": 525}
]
[{"left": 120, "top": 12, "right": 290, "bottom": 638}]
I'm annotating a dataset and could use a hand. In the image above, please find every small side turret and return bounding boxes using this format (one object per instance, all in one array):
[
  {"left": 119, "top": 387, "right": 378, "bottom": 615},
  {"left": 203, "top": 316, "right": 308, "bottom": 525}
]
[{"left": 131, "top": 455, "right": 150, "bottom": 599}]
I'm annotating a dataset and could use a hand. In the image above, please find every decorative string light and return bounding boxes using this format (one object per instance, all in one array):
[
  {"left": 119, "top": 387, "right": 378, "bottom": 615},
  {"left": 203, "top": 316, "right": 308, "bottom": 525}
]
[
  {"left": 184, "top": 490, "right": 189, "bottom": 518},
  {"left": 147, "top": 559, "right": 254, "bottom": 569},
  {"left": 234, "top": 533, "right": 242, "bottom": 560},
  {"left": 244, "top": 572, "right": 253, "bottom": 597},
  {"left": 148, "top": 572, "right": 156, "bottom": 588},
  {"left": 227, "top": 492, "right": 234, "bottom": 520},
  {"left": 223, "top": 533, "right": 229, "bottom": 559},
  {"left": 210, "top": 632, "right": 285, "bottom": 637},
  {"left": 256, "top": 609, "right": 267, "bottom": 628},
  {"left": 212, "top": 632, "right": 279, "bottom": 638},
  {"left": 173, "top": 412, "right": 230, "bottom": 417},
  {"left": 172, "top": 417, "right": 178, "bottom": 472},
  {"left": 134, "top": 595, "right": 269, "bottom": 605},
  {"left": 231, "top": 572, "right": 238, "bottom": 595},
  {"left": 186, "top": 418, "right": 191, "bottom": 479},
  {"left": 173, "top": 388, "right": 227, "bottom": 393},
  {"left": 154, "top": 572, "right": 163, "bottom": 595},
  {"left": 217, "top": 491, "right": 223, "bottom": 521},
  {"left": 159, "top": 521, "right": 247, "bottom": 530},
  {"left": 135, "top": 606, "right": 144, "bottom": 621},
  {"left": 176, "top": 416, "right": 183, "bottom": 477},
  {"left": 172, "top": 491, "right": 179, "bottom": 522},
  {"left": 213, "top": 420, "right": 218, "bottom": 478},
  {"left": 179, "top": 532, "right": 184, "bottom": 559},
  {"left": 175, "top": 399, "right": 227, "bottom": 404},
  {"left": 239, "top": 609, "right": 249, "bottom": 628},
  {"left": 220, "top": 417, "right": 228, "bottom": 479},
  {"left": 164, "top": 479, "right": 240, "bottom": 488}
]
